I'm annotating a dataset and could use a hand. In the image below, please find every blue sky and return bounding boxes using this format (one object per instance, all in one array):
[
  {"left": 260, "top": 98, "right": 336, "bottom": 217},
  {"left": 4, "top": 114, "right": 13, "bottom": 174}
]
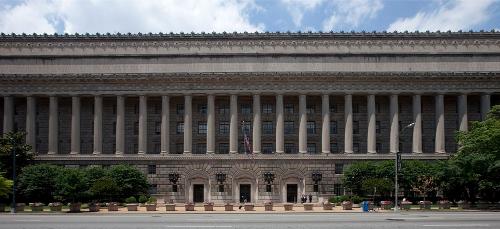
[{"left": 0, "top": 0, "right": 499, "bottom": 34}]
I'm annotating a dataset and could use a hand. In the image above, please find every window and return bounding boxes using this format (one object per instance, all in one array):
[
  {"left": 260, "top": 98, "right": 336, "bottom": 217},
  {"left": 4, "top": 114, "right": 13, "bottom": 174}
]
[
  {"left": 218, "top": 184, "right": 225, "bottom": 192},
  {"left": 113, "top": 105, "right": 116, "bottom": 114},
  {"left": 285, "top": 103, "right": 294, "bottom": 114},
  {"left": 198, "top": 122, "right": 207, "bottom": 134},
  {"left": 262, "top": 103, "right": 273, "bottom": 114},
  {"left": 241, "top": 104, "right": 251, "bottom": 115},
  {"left": 330, "top": 103, "right": 337, "bottom": 113},
  {"left": 241, "top": 121, "right": 251, "bottom": 134},
  {"left": 155, "top": 121, "right": 161, "bottom": 135},
  {"left": 112, "top": 122, "right": 116, "bottom": 135},
  {"left": 176, "top": 122, "right": 184, "bottom": 134},
  {"left": 330, "top": 143, "right": 338, "bottom": 153},
  {"left": 149, "top": 184, "right": 158, "bottom": 195},
  {"left": 176, "top": 104, "right": 184, "bottom": 115},
  {"left": 198, "top": 104, "right": 207, "bottom": 115},
  {"left": 353, "top": 143, "right": 360, "bottom": 153},
  {"left": 330, "top": 121, "right": 337, "bottom": 134},
  {"left": 219, "top": 121, "right": 229, "bottom": 135},
  {"left": 333, "top": 184, "right": 344, "bottom": 196},
  {"left": 353, "top": 103, "right": 360, "bottom": 113},
  {"left": 285, "top": 143, "right": 295, "bottom": 154},
  {"left": 376, "top": 121, "right": 381, "bottom": 134},
  {"left": 35, "top": 122, "right": 39, "bottom": 135},
  {"left": 263, "top": 121, "right": 273, "bottom": 135},
  {"left": 195, "top": 143, "right": 206, "bottom": 154},
  {"left": 134, "top": 103, "right": 139, "bottom": 114},
  {"left": 307, "top": 121, "right": 316, "bottom": 134},
  {"left": 154, "top": 104, "right": 161, "bottom": 114},
  {"left": 376, "top": 143, "right": 381, "bottom": 152},
  {"left": 376, "top": 102, "right": 381, "bottom": 113},
  {"left": 266, "top": 184, "right": 272, "bottom": 192},
  {"left": 353, "top": 121, "right": 359, "bottom": 134},
  {"left": 218, "top": 143, "right": 229, "bottom": 154},
  {"left": 335, "top": 163, "right": 344, "bottom": 174},
  {"left": 262, "top": 143, "right": 273, "bottom": 154},
  {"left": 175, "top": 143, "right": 183, "bottom": 154},
  {"left": 306, "top": 104, "right": 315, "bottom": 114},
  {"left": 307, "top": 143, "right": 317, "bottom": 154},
  {"left": 134, "top": 122, "right": 139, "bottom": 135},
  {"left": 284, "top": 121, "right": 294, "bottom": 134},
  {"left": 154, "top": 143, "right": 160, "bottom": 154},
  {"left": 218, "top": 104, "right": 229, "bottom": 115},
  {"left": 148, "top": 165, "right": 156, "bottom": 174},
  {"left": 133, "top": 144, "right": 138, "bottom": 153}
]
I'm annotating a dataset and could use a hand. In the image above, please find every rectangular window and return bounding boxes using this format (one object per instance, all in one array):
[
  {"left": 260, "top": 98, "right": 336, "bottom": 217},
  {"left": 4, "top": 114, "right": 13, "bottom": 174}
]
[
  {"left": 241, "top": 121, "right": 251, "bottom": 134},
  {"left": 262, "top": 103, "right": 273, "bottom": 114},
  {"left": 376, "top": 102, "right": 381, "bottom": 113},
  {"left": 376, "top": 143, "right": 381, "bottom": 152},
  {"left": 113, "top": 105, "right": 117, "bottom": 115},
  {"left": 307, "top": 143, "right": 317, "bottom": 154},
  {"left": 149, "top": 184, "right": 158, "bottom": 195},
  {"left": 284, "top": 121, "right": 294, "bottom": 134},
  {"left": 154, "top": 143, "right": 160, "bottom": 154},
  {"left": 330, "top": 121, "right": 337, "bottom": 134},
  {"left": 306, "top": 104, "right": 315, "bottom": 114},
  {"left": 155, "top": 121, "right": 161, "bottom": 135},
  {"left": 219, "top": 121, "right": 229, "bottom": 135},
  {"left": 330, "top": 142, "right": 338, "bottom": 153},
  {"left": 133, "top": 144, "right": 138, "bottom": 153},
  {"left": 285, "top": 103, "right": 294, "bottom": 114},
  {"left": 285, "top": 143, "right": 295, "bottom": 154},
  {"left": 218, "top": 104, "right": 229, "bottom": 115},
  {"left": 134, "top": 122, "right": 139, "bottom": 135},
  {"left": 218, "top": 184, "right": 225, "bottom": 192},
  {"left": 353, "top": 143, "right": 360, "bottom": 153},
  {"left": 353, "top": 121, "right": 359, "bottom": 134},
  {"left": 263, "top": 121, "right": 273, "bottom": 135},
  {"left": 134, "top": 103, "right": 139, "bottom": 114},
  {"left": 241, "top": 104, "right": 251, "bottom": 115},
  {"left": 376, "top": 121, "right": 381, "bottom": 134},
  {"left": 330, "top": 103, "right": 337, "bottom": 113},
  {"left": 175, "top": 143, "right": 183, "bottom": 154},
  {"left": 334, "top": 184, "right": 344, "bottom": 196},
  {"left": 307, "top": 121, "right": 316, "bottom": 134},
  {"left": 266, "top": 184, "right": 272, "bottom": 192},
  {"left": 218, "top": 143, "right": 229, "bottom": 154},
  {"left": 335, "top": 163, "right": 344, "bottom": 174},
  {"left": 353, "top": 103, "right": 360, "bottom": 113},
  {"left": 112, "top": 122, "right": 116, "bottom": 135},
  {"left": 195, "top": 143, "right": 206, "bottom": 154},
  {"left": 177, "top": 104, "right": 184, "bottom": 115},
  {"left": 198, "top": 104, "right": 207, "bottom": 115},
  {"left": 176, "top": 122, "right": 184, "bottom": 134},
  {"left": 262, "top": 143, "right": 273, "bottom": 154},
  {"left": 198, "top": 122, "right": 207, "bottom": 134},
  {"left": 148, "top": 165, "right": 156, "bottom": 175},
  {"left": 154, "top": 104, "right": 161, "bottom": 114}
]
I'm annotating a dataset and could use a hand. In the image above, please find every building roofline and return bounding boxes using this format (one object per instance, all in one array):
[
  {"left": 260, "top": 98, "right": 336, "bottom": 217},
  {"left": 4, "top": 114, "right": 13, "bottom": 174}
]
[{"left": 1, "top": 30, "right": 500, "bottom": 41}]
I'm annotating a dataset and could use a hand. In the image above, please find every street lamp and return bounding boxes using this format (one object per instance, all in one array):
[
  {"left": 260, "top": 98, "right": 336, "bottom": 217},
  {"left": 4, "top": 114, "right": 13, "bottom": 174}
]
[{"left": 394, "top": 122, "right": 415, "bottom": 212}]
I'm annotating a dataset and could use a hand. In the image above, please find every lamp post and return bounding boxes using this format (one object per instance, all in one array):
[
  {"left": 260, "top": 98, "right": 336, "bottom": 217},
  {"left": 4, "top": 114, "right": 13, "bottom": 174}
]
[
  {"left": 394, "top": 122, "right": 414, "bottom": 213},
  {"left": 11, "top": 146, "right": 16, "bottom": 214}
]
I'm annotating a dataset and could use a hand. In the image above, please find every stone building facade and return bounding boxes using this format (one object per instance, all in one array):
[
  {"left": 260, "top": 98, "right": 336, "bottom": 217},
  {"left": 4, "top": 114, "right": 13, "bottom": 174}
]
[{"left": 1, "top": 31, "right": 499, "bottom": 203}]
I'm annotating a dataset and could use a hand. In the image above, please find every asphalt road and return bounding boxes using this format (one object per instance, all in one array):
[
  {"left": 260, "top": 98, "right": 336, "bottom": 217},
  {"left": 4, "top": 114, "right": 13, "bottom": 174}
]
[{"left": 0, "top": 212, "right": 499, "bottom": 229}]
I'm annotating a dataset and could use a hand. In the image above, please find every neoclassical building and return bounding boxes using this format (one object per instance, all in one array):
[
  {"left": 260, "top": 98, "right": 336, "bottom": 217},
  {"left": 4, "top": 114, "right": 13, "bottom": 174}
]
[{"left": 1, "top": 31, "right": 499, "bottom": 203}]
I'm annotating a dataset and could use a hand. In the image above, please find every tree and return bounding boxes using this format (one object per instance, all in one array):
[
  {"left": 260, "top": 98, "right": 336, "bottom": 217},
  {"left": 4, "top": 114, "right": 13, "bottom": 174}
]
[
  {"left": 107, "top": 165, "right": 149, "bottom": 199},
  {"left": 89, "top": 176, "right": 121, "bottom": 202},
  {"left": 0, "top": 174, "right": 13, "bottom": 200},
  {"left": 342, "top": 162, "right": 377, "bottom": 196},
  {"left": 361, "top": 178, "right": 393, "bottom": 198},
  {"left": 17, "top": 164, "right": 62, "bottom": 203},
  {"left": 55, "top": 168, "right": 89, "bottom": 203},
  {"left": 0, "top": 132, "right": 34, "bottom": 177},
  {"left": 412, "top": 175, "right": 438, "bottom": 201}
]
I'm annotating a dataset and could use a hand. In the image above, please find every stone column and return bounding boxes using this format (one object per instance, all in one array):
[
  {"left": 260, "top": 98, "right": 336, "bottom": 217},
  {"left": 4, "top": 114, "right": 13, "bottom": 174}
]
[
  {"left": 458, "top": 94, "right": 468, "bottom": 132},
  {"left": 138, "top": 95, "right": 147, "bottom": 154},
  {"left": 3, "top": 96, "right": 14, "bottom": 134},
  {"left": 252, "top": 94, "right": 261, "bottom": 154},
  {"left": 115, "top": 95, "right": 125, "bottom": 154},
  {"left": 48, "top": 96, "right": 58, "bottom": 154},
  {"left": 207, "top": 94, "right": 215, "bottom": 154},
  {"left": 93, "top": 95, "right": 103, "bottom": 154},
  {"left": 275, "top": 94, "right": 284, "bottom": 153},
  {"left": 344, "top": 94, "right": 353, "bottom": 153},
  {"left": 435, "top": 94, "right": 445, "bottom": 154},
  {"left": 367, "top": 94, "right": 376, "bottom": 154},
  {"left": 298, "top": 94, "right": 307, "bottom": 154},
  {"left": 161, "top": 95, "right": 170, "bottom": 154},
  {"left": 480, "top": 94, "right": 491, "bottom": 121},
  {"left": 229, "top": 94, "right": 238, "bottom": 154},
  {"left": 321, "top": 94, "right": 330, "bottom": 154},
  {"left": 70, "top": 96, "right": 80, "bottom": 154},
  {"left": 184, "top": 95, "right": 192, "bottom": 154},
  {"left": 412, "top": 94, "right": 423, "bottom": 154},
  {"left": 26, "top": 96, "right": 36, "bottom": 152},
  {"left": 389, "top": 94, "right": 399, "bottom": 153}
]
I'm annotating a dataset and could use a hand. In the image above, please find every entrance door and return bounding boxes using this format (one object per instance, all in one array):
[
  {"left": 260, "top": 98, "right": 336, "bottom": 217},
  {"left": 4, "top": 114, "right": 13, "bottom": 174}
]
[
  {"left": 239, "top": 184, "right": 251, "bottom": 203},
  {"left": 286, "top": 184, "right": 298, "bottom": 203},
  {"left": 193, "top": 184, "right": 204, "bottom": 203}
]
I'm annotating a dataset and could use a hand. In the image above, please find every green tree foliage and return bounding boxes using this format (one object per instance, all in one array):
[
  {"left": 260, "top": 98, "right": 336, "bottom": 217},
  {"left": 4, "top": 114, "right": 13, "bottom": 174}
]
[
  {"left": 0, "top": 132, "right": 34, "bottom": 177},
  {"left": 107, "top": 165, "right": 149, "bottom": 200},
  {"left": 342, "top": 162, "right": 377, "bottom": 196},
  {"left": 361, "top": 178, "right": 393, "bottom": 197},
  {"left": 0, "top": 174, "right": 13, "bottom": 200},
  {"left": 55, "top": 168, "right": 89, "bottom": 203},
  {"left": 17, "top": 164, "right": 62, "bottom": 203},
  {"left": 89, "top": 176, "right": 121, "bottom": 202}
]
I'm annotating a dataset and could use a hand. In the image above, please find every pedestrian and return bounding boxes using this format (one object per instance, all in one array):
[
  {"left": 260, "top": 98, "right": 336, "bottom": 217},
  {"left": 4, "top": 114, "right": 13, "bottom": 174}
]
[{"left": 308, "top": 194, "right": 312, "bottom": 203}]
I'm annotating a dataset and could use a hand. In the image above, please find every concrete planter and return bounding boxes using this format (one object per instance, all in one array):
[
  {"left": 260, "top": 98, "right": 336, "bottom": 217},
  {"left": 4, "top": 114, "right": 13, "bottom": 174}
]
[
  {"left": 69, "top": 203, "right": 81, "bottom": 213},
  {"left": 284, "top": 203, "right": 294, "bottom": 211},
  {"left": 401, "top": 201, "right": 412, "bottom": 210},
  {"left": 380, "top": 201, "right": 392, "bottom": 210},
  {"left": 323, "top": 202, "right": 333, "bottom": 210},
  {"left": 165, "top": 204, "right": 175, "bottom": 211},
  {"left": 303, "top": 203, "right": 314, "bottom": 211},
  {"left": 342, "top": 201, "right": 353, "bottom": 210},
  {"left": 29, "top": 203, "right": 44, "bottom": 212},
  {"left": 457, "top": 201, "right": 470, "bottom": 209},
  {"left": 204, "top": 203, "right": 214, "bottom": 211},
  {"left": 264, "top": 203, "right": 273, "bottom": 211},
  {"left": 352, "top": 204, "right": 360, "bottom": 208},
  {"left": 107, "top": 202, "right": 119, "bottom": 211},
  {"left": 48, "top": 203, "right": 63, "bottom": 212},
  {"left": 419, "top": 201, "right": 432, "bottom": 210},
  {"left": 126, "top": 204, "right": 139, "bottom": 211},
  {"left": 224, "top": 203, "right": 233, "bottom": 211},
  {"left": 185, "top": 203, "right": 195, "bottom": 211},
  {"left": 88, "top": 203, "right": 100, "bottom": 212},
  {"left": 145, "top": 203, "right": 157, "bottom": 211},
  {"left": 244, "top": 203, "right": 254, "bottom": 211},
  {"left": 438, "top": 201, "right": 450, "bottom": 209}
]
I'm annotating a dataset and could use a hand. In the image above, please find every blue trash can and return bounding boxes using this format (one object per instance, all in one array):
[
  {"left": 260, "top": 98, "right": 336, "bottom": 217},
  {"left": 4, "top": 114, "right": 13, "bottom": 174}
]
[{"left": 362, "top": 201, "right": 369, "bottom": 212}]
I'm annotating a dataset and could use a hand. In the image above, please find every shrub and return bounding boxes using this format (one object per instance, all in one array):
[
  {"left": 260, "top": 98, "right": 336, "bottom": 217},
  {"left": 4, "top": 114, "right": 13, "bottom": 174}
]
[
  {"left": 351, "top": 195, "right": 362, "bottom": 204},
  {"left": 125, "top": 196, "right": 137, "bottom": 204},
  {"left": 147, "top": 196, "right": 157, "bottom": 204},
  {"left": 17, "top": 164, "right": 62, "bottom": 203},
  {"left": 89, "top": 176, "right": 121, "bottom": 202},
  {"left": 138, "top": 195, "right": 148, "bottom": 204},
  {"left": 108, "top": 165, "right": 149, "bottom": 200},
  {"left": 55, "top": 168, "right": 89, "bottom": 203}
]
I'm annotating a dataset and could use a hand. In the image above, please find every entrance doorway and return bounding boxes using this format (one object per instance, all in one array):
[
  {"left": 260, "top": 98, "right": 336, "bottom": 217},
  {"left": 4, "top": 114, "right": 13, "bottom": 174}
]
[
  {"left": 239, "top": 184, "right": 251, "bottom": 203},
  {"left": 286, "top": 184, "right": 298, "bottom": 203},
  {"left": 193, "top": 184, "right": 204, "bottom": 203}
]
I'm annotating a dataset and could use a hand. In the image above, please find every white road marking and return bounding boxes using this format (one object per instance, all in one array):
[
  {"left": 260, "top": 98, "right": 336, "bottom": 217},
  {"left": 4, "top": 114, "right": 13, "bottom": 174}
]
[
  {"left": 14, "top": 220, "right": 42, "bottom": 222},
  {"left": 422, "top": 224, "right": 490, "bottom": 227}
]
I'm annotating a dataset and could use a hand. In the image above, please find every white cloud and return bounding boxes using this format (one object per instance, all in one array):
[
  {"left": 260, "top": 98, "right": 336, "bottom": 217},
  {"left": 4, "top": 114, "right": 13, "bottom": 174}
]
[
  {"left": 387, "top": 0, "right": 495, "bottom": 32},
  {"left": 0, "top": 0, "right": 263, "bottom": 34},
  {"left": 281, "top": 0, "right": 324, "bottom": 27},
  {"left": 322, "top": 0, "right": 383, "bottom": 31}
]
